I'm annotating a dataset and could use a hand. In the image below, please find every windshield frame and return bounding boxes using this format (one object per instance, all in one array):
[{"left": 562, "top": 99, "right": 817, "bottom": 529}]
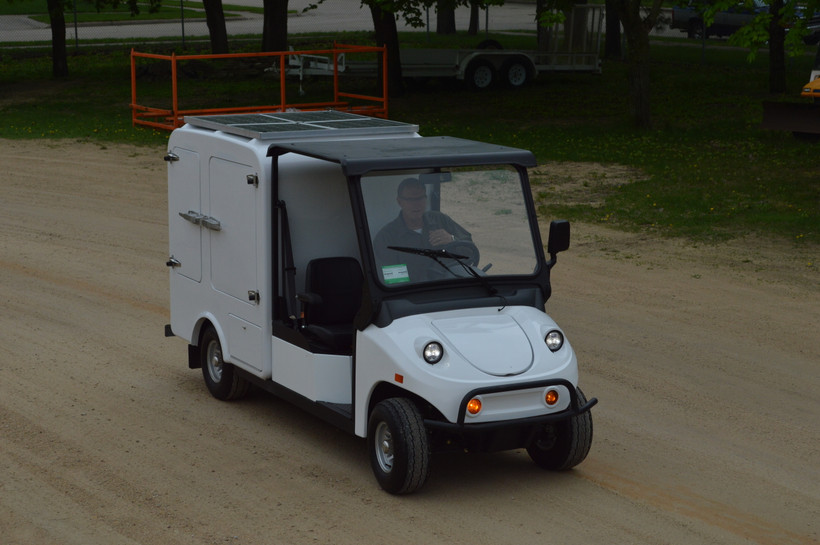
[{"left": 349, "top": 164, "right": 552, "bottom": 328}]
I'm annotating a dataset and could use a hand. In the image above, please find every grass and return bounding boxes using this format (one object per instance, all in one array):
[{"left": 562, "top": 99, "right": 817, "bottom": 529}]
[{"left": 0, "top": 31, "right": 818, "bottom": 246}]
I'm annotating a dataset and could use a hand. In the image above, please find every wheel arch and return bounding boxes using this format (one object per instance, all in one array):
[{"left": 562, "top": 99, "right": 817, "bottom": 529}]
[
  {"left": 186, "top": 315, "right": 223, "bottom": 369},
  {"left": 366, "top": 381, "right": 446, "bottom": 429}
]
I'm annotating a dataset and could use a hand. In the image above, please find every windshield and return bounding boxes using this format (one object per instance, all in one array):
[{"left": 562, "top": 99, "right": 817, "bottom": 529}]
[{"left": 361, "top": 166, "right": 540, "bottom": 287}]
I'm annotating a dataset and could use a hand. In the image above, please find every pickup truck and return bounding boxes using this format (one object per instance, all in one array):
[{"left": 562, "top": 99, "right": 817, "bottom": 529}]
[{"left": 671, "top": 1, "right": 768, "bottom": 39}]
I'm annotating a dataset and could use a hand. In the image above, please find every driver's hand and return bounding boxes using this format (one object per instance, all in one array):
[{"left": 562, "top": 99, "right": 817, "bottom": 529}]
[{"left": 429, "top": 228, "right": 454, "bottom": 246}]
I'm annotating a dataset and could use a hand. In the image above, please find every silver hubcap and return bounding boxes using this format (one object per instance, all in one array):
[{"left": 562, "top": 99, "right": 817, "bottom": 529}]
[
  {"left": 374, "top": 421, "right": 394, "bottom": 473},
  {"left": 508, "top": 64, "right": 527, "bottom": 86},
  {"left": 206, "top": 341, "right": 223, "bottom": 382},
  {"left": 474, "top": 66, "right": 493, "bottom": 88}
]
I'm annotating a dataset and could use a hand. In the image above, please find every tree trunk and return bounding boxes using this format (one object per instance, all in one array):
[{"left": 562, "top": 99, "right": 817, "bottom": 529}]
[
  {"left": 202, "top": 0, "right": 229, "bottom": 54},
  {"left": 614, "top": 0, "right": 663, "bottom": 128},
  {"left": 536, "top": 0, "right": 550, "bottom": 52},
  {"left": 262, "top": 0, "right": 288, "bottom": 52},
  {"left": 436, "top": 1, "right": 457, "bottom": 34},
  {"left": 624, "top": 31, "right": 652, "bottom": 128},
  {"left": 468, "top": 1, "right": 479, "bottom": 35},
  {"left": 369, "top": 3, "right": 404, "bottom": 97},
  {"left": 768, "top": 0, "right": 786, "bottom": 93},
  {"left": 47, "top": 0, "right": 68, "bottom": 77},
  {"left": 605, "top": 0, "right": 622, "bottom": 59}
]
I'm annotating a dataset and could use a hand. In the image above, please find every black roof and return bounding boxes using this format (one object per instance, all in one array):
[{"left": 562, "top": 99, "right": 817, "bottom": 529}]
[{"left": 268, "top": 136, "right": 537, "bottom": 176}]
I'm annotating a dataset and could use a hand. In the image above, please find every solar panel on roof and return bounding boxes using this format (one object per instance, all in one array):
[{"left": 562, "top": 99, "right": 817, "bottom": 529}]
[{"left": 183, "top": 111, "right": 417, "bottom": 140}]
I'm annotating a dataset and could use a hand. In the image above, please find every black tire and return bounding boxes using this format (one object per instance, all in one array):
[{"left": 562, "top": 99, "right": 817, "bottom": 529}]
[
  {"left": 368, "top": 398, "right": 430, "bottom": 494},
  {"left": 526, "top": 387, "right": 593, "bottom": 470},
  {"left": 476, "top": 39, "right": 503, "bottom": 50},
  {"left": 502, "top": 58, "right": 531, "bottom": 88},
  {"left": 465, "top": 60, "right": 495, "bottom": 90},
  {"left": 200, "top": 326, "right": 250, "bottom": 401}
]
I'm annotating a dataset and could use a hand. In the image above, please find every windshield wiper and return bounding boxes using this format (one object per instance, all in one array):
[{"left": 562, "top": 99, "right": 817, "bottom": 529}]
[
  {"left": 387, "top": 246, "right": 501, "bottom": 300},
  {"left": 388, "top": 246, "right": 468, "bottom": 261}
]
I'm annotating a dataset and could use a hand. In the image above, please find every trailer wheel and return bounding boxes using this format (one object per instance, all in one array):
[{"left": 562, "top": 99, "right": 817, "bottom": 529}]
[
  {"left": 526, "top": 387, "right": 592, "bottom": 471},
  {"left": 200, "top": 326, "right": 250, "bottom": 401},
  {"left": 502, "top": 58, "right": 531, "bottom": 88},
  {"left": 368, "top": 398, "right": 430, "bottom": 494},
  {"left": 466, "top": 60, "right": 495, "bottom": 90}
]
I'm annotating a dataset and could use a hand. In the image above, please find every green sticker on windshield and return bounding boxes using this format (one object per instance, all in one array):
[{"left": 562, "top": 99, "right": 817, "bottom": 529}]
[{"left": 382, "top": 264, "right": 410, "bottom": 284}]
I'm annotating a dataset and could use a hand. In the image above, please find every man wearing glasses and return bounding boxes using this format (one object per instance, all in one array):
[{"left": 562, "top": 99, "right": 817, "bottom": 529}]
[{"left": 373, "top": 177, "right": 472, "bottom": 283}]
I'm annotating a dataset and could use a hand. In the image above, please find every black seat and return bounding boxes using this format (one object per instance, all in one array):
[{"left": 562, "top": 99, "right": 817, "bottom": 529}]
[{"left": 297, "top": 257, "right": 363, "bottom": 353}]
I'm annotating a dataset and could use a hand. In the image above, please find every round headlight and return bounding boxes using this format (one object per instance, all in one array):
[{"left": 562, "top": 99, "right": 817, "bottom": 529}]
[
  {"left": 545, "top": 330, "right": 564, "bottom": 352},
  {"left": 423, "top": 341, "right": 444, "bottom": 364}
]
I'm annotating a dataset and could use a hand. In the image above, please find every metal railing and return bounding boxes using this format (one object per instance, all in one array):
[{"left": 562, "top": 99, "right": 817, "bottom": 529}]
[{"left": 130, "top": 43, "right": 388, "bottom": 131}]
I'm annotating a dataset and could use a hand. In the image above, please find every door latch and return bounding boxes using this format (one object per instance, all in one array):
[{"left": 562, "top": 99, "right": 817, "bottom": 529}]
[
  {"left": 179, "top": 210, "right": 221, "bottom": 231},
  {"left": 248, "top": 290, "right": 260, "bottom": 304},
  {"left": 166, "top": 256, "right": 181, "bottom": 268}
]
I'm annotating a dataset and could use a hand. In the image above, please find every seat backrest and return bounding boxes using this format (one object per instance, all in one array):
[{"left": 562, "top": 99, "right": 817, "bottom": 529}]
[{"left": 303, "top": 257, "right": 363, "bottom": 325}]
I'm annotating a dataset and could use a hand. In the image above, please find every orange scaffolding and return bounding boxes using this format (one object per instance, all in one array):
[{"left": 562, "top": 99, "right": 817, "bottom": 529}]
[{"left": 130, "top": 44, "right": 388, "bottom": 131}]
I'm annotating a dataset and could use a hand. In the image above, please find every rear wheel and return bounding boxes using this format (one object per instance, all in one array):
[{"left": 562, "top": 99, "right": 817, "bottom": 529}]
[
  {"left": 368, "top": 398, "right": 430, "bottom": 494},
  {"left": 200, "top": 326, "right": 250, "bottom": 401},
  {"left": 502, "top": 58, "right": 531, "bottom": 88},
  {"left": 527, "top": 387, "right": 592, "bottom": 470}
]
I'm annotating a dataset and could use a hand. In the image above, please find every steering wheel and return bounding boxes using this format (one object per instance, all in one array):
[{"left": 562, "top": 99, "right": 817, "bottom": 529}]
[{"left": 442, "top": 240, "right": 480, "bottom": 267}]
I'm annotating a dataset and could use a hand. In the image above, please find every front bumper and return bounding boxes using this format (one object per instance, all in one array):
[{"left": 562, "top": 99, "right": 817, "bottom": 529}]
[{"left": 424, "top": 378, "right": 596, "bottom": 432}]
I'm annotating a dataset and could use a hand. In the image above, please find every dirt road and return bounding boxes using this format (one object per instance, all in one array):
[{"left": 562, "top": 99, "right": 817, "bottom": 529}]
[{"left": 1, "top": 139, "right": 817, "bottom": 545}]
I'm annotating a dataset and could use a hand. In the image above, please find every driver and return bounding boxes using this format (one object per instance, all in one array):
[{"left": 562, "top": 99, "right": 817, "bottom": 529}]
[{"left": 373, "top": 177, "right": 472, "bottom": 282}]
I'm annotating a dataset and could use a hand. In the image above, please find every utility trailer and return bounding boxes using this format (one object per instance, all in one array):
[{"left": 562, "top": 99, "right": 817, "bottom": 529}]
[
  {"left": 301, "top": 5, "right": 602, "bottom": 90},
  {"left": 394, "top": 43, "right": 602, "bottom": 90},
  {"left": 164, "top": 110, "right": 596, "bottom": 494}
]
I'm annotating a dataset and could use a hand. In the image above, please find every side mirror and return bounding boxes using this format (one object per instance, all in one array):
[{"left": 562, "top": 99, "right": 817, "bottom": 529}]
[{"left": 547, "top": 220, "right": 570, "bottom": 256}]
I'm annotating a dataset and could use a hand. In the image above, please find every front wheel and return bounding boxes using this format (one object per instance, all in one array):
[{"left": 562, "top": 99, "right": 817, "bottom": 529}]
[
  {"left": 527, "top": 387, "right": 592, "bottom": 470},
  {"left": 200, "top": 326, "right": 250, "bottom": 401},
  {"left": 465, "top": 60, "right": 495, "bottom": 90},
  {"left": 368, "top": 398, "right": 430, "bottom": 494}
]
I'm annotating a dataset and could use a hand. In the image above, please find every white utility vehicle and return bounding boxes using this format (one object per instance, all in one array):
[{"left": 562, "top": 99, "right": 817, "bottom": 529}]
[{"left": 164, "top": 111, "right": 596, "bottom": 494}]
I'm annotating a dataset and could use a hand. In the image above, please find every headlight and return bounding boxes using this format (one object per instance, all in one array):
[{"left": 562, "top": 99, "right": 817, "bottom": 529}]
[
  {"left": 545, "top": 330, "right": 564, "bottom": 352},
  {"left": 423, "top": 341, "right": 444, "bottom": 364}
]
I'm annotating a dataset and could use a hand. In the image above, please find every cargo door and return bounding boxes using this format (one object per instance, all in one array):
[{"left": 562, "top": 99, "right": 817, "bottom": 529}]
[
  {"left": 208, "top": 157, "right": 263, "bottom": 370},
  {"left": 167, "top": 148, "right": 202, "bottom": 282}
]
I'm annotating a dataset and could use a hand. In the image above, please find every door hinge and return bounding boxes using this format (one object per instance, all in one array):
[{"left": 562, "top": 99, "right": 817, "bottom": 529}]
[
  {"left": 164, "top": 152, "right": 180, "bottom": 162},
  {"left": 166, "top": 256, "right": 181, "bottom": 268},
  {"left": 247, "top": 174, "right": 259, "bottom": 187},
  {"left": 248, "top": 290, "right": 260, "bottom": 304}
]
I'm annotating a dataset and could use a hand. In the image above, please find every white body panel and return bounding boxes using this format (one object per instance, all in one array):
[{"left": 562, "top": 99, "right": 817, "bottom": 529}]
[
  {"left": 353, "top": 305, "right": 577, "bottom": 437},
  {"left": 168, "top": 128, "right": 272, "bottom": 376}
]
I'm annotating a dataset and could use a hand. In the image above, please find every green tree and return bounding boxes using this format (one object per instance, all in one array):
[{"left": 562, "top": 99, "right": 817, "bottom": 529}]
[{"left": 708, "top": 0, "right": 820, "bottom": 93}]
